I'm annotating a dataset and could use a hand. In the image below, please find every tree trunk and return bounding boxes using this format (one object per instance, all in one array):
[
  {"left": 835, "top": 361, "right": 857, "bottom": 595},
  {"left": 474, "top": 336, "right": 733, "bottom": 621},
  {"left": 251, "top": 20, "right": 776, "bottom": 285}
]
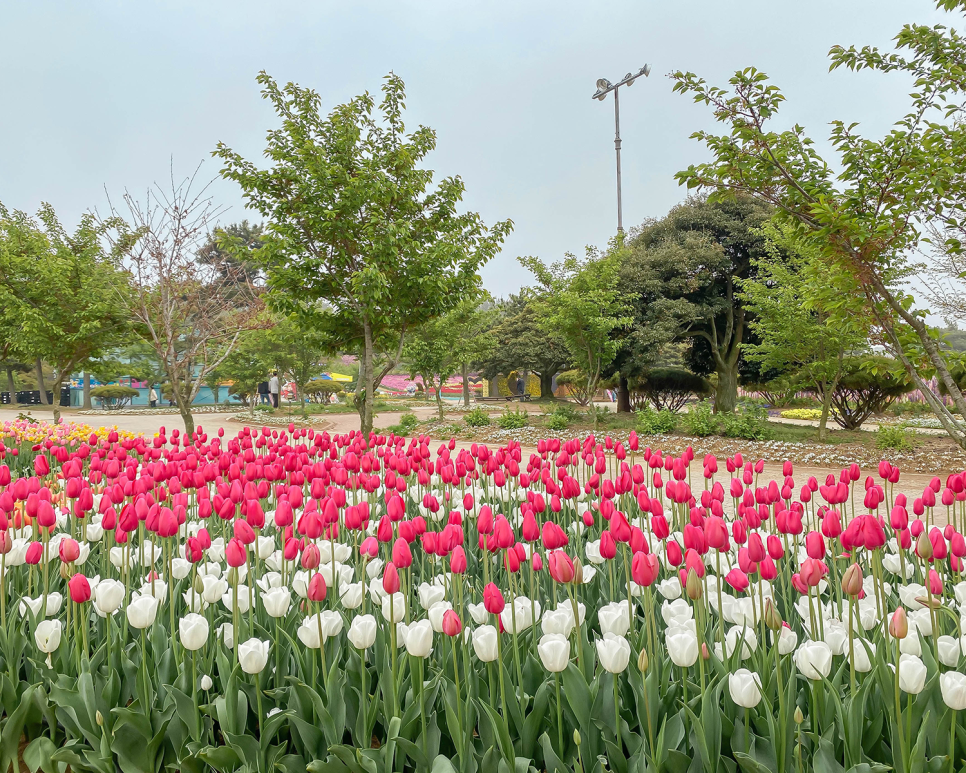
[
  {"left": 539, "top": 371, "right": 555, "bottom": 399},
  {"left": 616, "top": 373, "right": 631, "bottom": 413},
  {"left": 714, "top": 361, "right": 739, "bottom": 414},
  {"left": 35, "top": 359, "right": 49, "bottom": 406},
  {"left": 359, "top": 323, "right": 376, "bottom": 438},
  {"left": 6, "top": 367, "right": 18, "bottom": 408},
  {"left": 48, "top": 373, "right": 63, "bottom": 424},
  {"left": 817, "top": 383, "right": 833, "bottom": 442},
  {"left": 462, "top": 363, "right": 471, "bottom": 407},
  {"left": 434, "top": 378, "right": 445, "bottom": 420},
  {"left": 211, "top": 384, "right": 220, "bottom": 404},
  {"left": 82, "top": 372, "right": 92, "bottom": 410}
]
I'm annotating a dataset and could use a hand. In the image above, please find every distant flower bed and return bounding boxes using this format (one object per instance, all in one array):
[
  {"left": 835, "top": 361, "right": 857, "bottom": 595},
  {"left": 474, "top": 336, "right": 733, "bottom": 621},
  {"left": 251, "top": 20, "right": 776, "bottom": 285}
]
[{"left": 779, "top": 408, "right": 825, "bottom": 420}]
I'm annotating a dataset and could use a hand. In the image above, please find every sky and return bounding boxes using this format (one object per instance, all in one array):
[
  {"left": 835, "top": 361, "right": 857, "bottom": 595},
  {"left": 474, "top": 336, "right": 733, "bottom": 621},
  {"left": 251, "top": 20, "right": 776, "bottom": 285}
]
[{"left": 0, "top": 0, "right": 952, "bottom": 298}]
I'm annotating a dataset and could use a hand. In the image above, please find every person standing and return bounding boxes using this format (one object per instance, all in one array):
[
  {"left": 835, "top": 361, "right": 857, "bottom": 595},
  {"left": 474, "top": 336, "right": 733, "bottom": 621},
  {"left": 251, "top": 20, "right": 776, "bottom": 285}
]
[
  {"left": 269, "top": 371, "right": 280, "bottom": 408},
  {"left": 149, "top": 385, "right": 158, "bottom": 408}
]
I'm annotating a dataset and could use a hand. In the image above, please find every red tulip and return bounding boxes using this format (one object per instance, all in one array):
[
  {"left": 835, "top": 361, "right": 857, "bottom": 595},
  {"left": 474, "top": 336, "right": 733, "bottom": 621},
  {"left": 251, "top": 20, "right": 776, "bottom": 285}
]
[
  {"left": 225, "top": 537, "right": 247, "bottom": 567},
  {"left": 68, "top": 573, "right": 91, "bottom": 603},
  {"left": 382, "top": 562, "right": 401, "bottom": 594},
  {"left": 483, "top": 582, "right": 505, "bottom": 614}
]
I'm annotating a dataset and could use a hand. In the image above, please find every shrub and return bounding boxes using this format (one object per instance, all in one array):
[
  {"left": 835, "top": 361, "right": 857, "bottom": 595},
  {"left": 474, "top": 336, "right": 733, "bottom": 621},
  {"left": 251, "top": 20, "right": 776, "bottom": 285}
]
[
  {"left": 90, "top": 385, "right": 139, "bottom": 409},
  {"left": 630, "top": 367, "right": 712, "bottom": 412},
  {"left": 497, "top": 407, "right": 529, "bottom": 429},
  {"left": 546, "top": 413, "right": 569, "bottom": 431},
  {"left": 303, "top": 379, "right": 343, "bottom": 403},
  {"left": 780, "top": 408, "right": 824, "bottom": 420},
  {"left": 744, "top": 378, "right": 801, "bottom": 408},
  {"left": 720, "top": 405, "right": 771, "bottom": 440},
  {"left": 388, "top": 412, "right": 419, "bottom": 435},
  {"left": 876, "top": 423, "right": 915, "bottom": 451},
  {"left": 464, "top": 407, "right": 492, "bottom": 427},
  {"left": 814, "top": 356, "right": 912, "bottom": 430},
  {"left": 681, "top": 402, "right": 719, "bottom": 437},
  {"left": 636, "top": 404, "right": 678, "bottom": 435},
  {"left": 555, "top": 370, "right": 592, "bottom": 406}
]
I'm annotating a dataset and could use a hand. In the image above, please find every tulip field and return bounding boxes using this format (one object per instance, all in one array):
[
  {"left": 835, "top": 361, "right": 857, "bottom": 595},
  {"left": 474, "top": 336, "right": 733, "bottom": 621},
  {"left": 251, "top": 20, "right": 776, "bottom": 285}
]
[{"left": 1, "top": 420, "right": 966, "bottom": 773}]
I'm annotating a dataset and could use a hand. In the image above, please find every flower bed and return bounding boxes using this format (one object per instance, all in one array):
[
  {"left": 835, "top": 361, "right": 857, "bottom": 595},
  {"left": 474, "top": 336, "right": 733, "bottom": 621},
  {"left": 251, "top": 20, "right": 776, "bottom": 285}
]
[{"left": 0, "top": 422, "right": 964, "bottom": 771}]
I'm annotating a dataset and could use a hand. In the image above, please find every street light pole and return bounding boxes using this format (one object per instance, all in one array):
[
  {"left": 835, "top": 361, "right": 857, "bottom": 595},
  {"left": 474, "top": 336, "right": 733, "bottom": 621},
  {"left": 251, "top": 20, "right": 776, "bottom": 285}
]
[{"left": 593, "top": 65, "right": 650, "bottom": 235}]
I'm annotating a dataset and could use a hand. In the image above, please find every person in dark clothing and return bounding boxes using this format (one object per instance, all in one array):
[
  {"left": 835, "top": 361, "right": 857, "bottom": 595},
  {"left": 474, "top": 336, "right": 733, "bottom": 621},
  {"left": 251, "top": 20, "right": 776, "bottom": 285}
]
[
  {"left": 257, "top": 381, "right": 270, "bottom": 405},
  {"left": 516, "top": 376, "right": 525, "bottom": 397}
]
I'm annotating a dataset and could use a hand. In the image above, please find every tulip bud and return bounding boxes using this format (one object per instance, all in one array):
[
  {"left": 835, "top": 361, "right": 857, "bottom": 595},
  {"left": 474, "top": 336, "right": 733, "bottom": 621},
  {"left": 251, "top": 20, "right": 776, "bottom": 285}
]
[
  {"left": 573, "top": 558, "right": 584, "bottom": 585},
  {"left": 841, "top": 563, "right": 863, "bottom": 597},
  {"left": 702, "top": 642, "right": 710, "bottom": 661},
  {"left": 889, "top": 608, "right": 908, "bottom": 639},
  {"left": 193, "top": 574, "right": 205, "bottom": 595},
  {"left": 637, "top": 648, "right": 649, "bottom": 673},
  {"left": 794, "top": 706, "right": 804, "bottom": 725},
  {"left": 573, "top": 730, "right": 581, "bottom": 747},
  {"left": 763, "top": 598, "right": 783, "bottom": 631},
  {"left": 916, "top": 530, "right": 933, "bottom": 560},
  {"left": 59, "top": 562, "right": 71, "bottom": 581},
  {"left": 685, "top": 568, "right": 703, "bottom": 601},
  {"left": 96, "top": 710, "right": 104, "bottom": 727}
]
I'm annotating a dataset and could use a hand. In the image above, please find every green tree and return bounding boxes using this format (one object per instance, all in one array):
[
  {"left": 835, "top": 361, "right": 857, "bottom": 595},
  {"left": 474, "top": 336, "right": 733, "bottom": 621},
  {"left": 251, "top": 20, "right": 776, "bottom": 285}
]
[
  {"left": 671, "top": 0, "right": 966, "bottom": 447},
  {"left": 0, "top": 203, "right": 131, "bottom": 423},
  {"left": 739, "top": 225, "right": 871, "bottom": 440},
  {"left": 198, "top": 220, "right": 265, "bottom": 287},
  {"left": 213, "top": 72, "right": 512, "bottom": 437},
  {"left": 481, "top": 294, "right": 571, "bottom": 399},
  {"left": 520, "top": 250, "right": 632, "bottom": 426},
  {"left": 621, "top": 196, "right": 772, "bottom": 414}
]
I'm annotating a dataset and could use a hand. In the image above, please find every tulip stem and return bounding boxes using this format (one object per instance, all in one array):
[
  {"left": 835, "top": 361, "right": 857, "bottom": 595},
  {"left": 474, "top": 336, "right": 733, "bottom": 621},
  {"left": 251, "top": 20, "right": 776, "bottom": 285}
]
[
  {"left": 255, "top": 671, "right": 264, "bottom": 740},
  {"left": 450, "top": 637, "right": 464, "bottom": 767},
  {"left": 950, "top": 709, "right": 957, "bottom": 773},
  {"left": 554, "top": 672, "right": 564, "bottom": 758},
  {"left": 141, "top": 628, "right": 150, "bottom": 716},
  {"left": 613, "top": 671, "right": 622, "bottom": 753},
  {"left": 359, "top": 647, "right": 368, "bottom": 745}
]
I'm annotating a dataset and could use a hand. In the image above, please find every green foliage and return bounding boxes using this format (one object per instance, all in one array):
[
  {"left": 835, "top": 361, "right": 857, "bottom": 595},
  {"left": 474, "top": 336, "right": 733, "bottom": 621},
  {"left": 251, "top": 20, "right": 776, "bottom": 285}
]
[
  {"left": 555, "top": 369, "right": 593, "bottom": 407},
  {"left": 720, "top": 404, "right": 771, "bottom": 440},
  {"left": 387, "top": 412, "right": 419, "bottom": 436},
  {"left": 876, "top": 423, "right": 916, "bottom": 451},
  {"left": 90, "top": 385, "right": 139, "bottom": 409},
  {"left": 496, "top": 407, "right": 529, "bottom": 429},
  {"left": 215, "top": 72, "right": 512, "bottom": 435},
  {"left": 780, "top": 408, "right": 824, "bottom": 420},
  {"left": 681, "top": 402, "right": 719, "bottom": 437},
  {"left": 463, "top": 407, "right": 492, "bottom": 427},
  {"left": 631, "top": 367, "right": 711, "bottom": 412},
  {"left": 303, "top": 379, "right": 343, "bottom": 397},
  {"left": 635, "top": 404, "right": 679, "bottom": 435},
  {"left": 827, "top": 357, "right": 912, "bottom": 430},
  {"left": 546, "top": 412, "right": 570, "bottom": 431}
]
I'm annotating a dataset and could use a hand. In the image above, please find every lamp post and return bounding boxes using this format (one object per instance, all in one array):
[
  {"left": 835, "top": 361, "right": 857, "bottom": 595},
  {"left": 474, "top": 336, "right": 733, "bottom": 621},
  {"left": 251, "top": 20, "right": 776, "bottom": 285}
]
[{"left": 592, "top": 65, "right": 650, "bottom": 234}]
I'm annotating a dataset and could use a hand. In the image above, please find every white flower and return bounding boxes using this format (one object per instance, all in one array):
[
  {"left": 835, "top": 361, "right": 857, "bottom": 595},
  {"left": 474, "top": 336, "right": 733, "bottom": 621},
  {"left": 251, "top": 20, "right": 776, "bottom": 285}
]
[
  {"left": 897, "top": 654, "right": 927, "bottom": 694},
  {"left": 403, "top": 619, "right": 433, "bottom": 658},
  {"left": 823, "top": 624, "right": 848, "bottom": 656},
  {"left": 217, "top": 622, "right": 234, "bottom": 649},
  {"left": 418, "top": 582, "right": 446, "bottom": 610},
  {"left": 221, "top": 585, "right": 254, "bottom": 614},
  {"left": 261, "top": 587, "right": 292, "bottom": 618},
  {"left": 127, "top": 594, "right": 160, "bottom": 629},
  {"left": 661, "top": 599, "right": 693, "bottom": 627},
  {"left": 340, "top": 582, "right": 364, "bottom": 610},
  {"left": 35, "top": 620, "right": 62, "bottom": 653},
  {"left": 138, "top": 580, "right": 168, "bottom": 604},
  {"left": 585, "top": 540, "right": 605, "bottom": 565},
  {"left": 238, "top": 638, "right": 271, "bottom": 675},
  {"left": 179, "top": 613, "right": 210, "bottom": 651},
  {"left": 795, "top": 641, "right": 833, "bottom": 680},
  {"left": 537, "top": 633, "right": 570, "bottom": 672},
  {"left": 92, "top": 579, "right": 125, "bottom": 616},
  {"left": 940, "top": 671, "right": 966, "bottom": 710},
  {"left": 201, "top": 575, "right": 229, "bottom": 604},
  {"left": 656, "top": 578, "right": 682, "bottom": 600},
  {"left": 599, "top": 601, "right": 632, "bottom": 637},
  {"left": 182, "top": 589, "right": 206, "bottom": 614},
  {"left": 666, "top": 630, "right": 699, "bottom": 668},
  {"left": 382, "top": 593, "right": 406, "bottom": 623},
  {"left": 200, "top": 674, "right": 213, "bottom": 691},
  {"left": 729, "top": 668, "right": 762, "bottom": 708},
  {"left": 938, "top": 635, "right": 961, "bottom": 667},
  {"left": 541, "top": 608, "right": 575, "bottom": 638},
  {"left": 467, "top": 602, "right": 488, "bottom": 625},
  {"left": 171, "top": 558, "right": 191, "bottom": 580},
  {"left": 898, "top": 583, "right": 927, "bottom": 611},
  {"left": 472, "top": 625, "right": 499, "bottom": 662},
  {"left": 500, "top": 597, "right": 540, "bottom": 634},
  {"left": 851, "top": 639, "right": 876, "bottom": 673},
  {"left": 725, "top": 627, "right": 758, "bottom": 660},
  {"left": 347, "top": 614, "right": 378, "bottom": 649},
  {"left": 596, "top": 633, "right": 631, "bottom": 673}
]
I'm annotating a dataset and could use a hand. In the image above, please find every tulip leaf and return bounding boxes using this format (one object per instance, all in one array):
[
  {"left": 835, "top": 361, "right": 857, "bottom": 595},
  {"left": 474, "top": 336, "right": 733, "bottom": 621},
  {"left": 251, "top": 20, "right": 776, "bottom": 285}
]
[
  {"left": 166, "top": 685, "right": 202, "bottom": 742},
  {"left": 663, "top": 750, "right": 692, "bottom": 773},
  {"left": 22, "top": 735, "right": 57, "bottom": 773},
  {"left": 198, "top": 744, "right": 243, "bottom": 772},
  {"left": 538, "top": 732, "right": 568, "bottom": 773},
  {"left": 480, "top": 698, "right": 515, "bottom": 767},
  {"left": 521, "top": 681, "right": 550, "bottom": 757},
  {"left": 1, "top": 685, "right": 36, "bottom": 773},
  {"left": 562, "top": 663, "right": 592, "bottom": 733},
  {"left": 431, "top": 754, "right": 458, "bottom": 773}
]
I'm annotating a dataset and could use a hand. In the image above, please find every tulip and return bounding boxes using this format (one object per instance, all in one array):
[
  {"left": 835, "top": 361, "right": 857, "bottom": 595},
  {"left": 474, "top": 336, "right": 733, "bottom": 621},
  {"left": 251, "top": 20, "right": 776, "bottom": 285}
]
[
  {"left": 93, "top": 579, "right": 125, "bottom": 616},
  {"left": 890, "top": 608, "right": 908, "bottom": 639},
  {"left": 68, "top": 573, "right": 91, "bottom": 604},
  {"left": 896, "top": 653, "right": 927, "bottom": 694},
  {"left": 483, "top": 583, "right": 505, "bottom": 615},
  {"left": 238, "top": 638, "right": 271, "bottom": 674},
  {"left": 348, "top": 614, "right": 378, "bottom": 649},
  {"left": 795, "top": 641, "right": 833, "bottom": 680},
  {"left": 729, "top": 668, "right": 762, "bottom": 708},
  {"left": 200, "top": 674, "right": 213, "bottom": 691},
  {"left": 537, "top": 633, "right": 570, "bottom": 672},
  {"left": 599, "top": 601, "right": 632, "bottom": 637},
  {"left": 596, "top": 632, "right": 631, "bottom": 673},
  {"left": 382, "top": 592, "right": 406, "bottom": 623},
  {"left": 404, "top": 619, "right": 433, "bottom": 658},
  {"left": 666, "top": 630, "right": 699, "bottom": 667},
  {"left": 472, "top": 625, "right": 499, "bottom": 662},
  {"left": 35, "top": 619, "right": 62, "bottom": 653},
  {"left": 841, "top": 563, "right": 863, "bottom": 596},
  {"left": 179, "top": 613, "right": 210, "bottom": 651},
  {"left": 261, "top": 587, "right": 292, "bottom": 618},
  {"left": 442, "top": 610, "right": 462, "bottom": 637},
  {"left": 127, "top": 595, "right": 160, "bottom": 629},
  {"left": 940, "top": 671, "right": 966, "bottom": 710},
  {"left": 937, "top": 635, "right": 961, "bottom": 667}
]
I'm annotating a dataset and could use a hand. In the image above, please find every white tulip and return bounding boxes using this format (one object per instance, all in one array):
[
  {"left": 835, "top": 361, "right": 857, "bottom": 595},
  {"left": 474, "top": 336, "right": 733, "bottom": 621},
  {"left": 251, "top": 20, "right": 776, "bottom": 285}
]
[
  {"left": 467, "top": 602, "right": 488, "bottom": 625},
  {"left": 938, "top": 635, "right": 961, "bottom": 667},
  {"left": 110, "top": 547, "right": 134, "bottom": 570},
  {"left": 382, "top": 593, "right": 406, "bottom": 623},
  {"left": 221, "top": 585, "right": 254, "bottom": 614},
  {"left": 126, "top": 595, "right": 160, "bottom": 629},
  {"left": 292, "top": 571, "right": 310, "bottom": 598},
  {"left": 256, "top": 536, "right": 275, "bottom": 561},
  {"left": 404, "top": 619, "right": 433, "bottom": 658},
  {"left": 348, "top": 614, "right": 378, "bottom": 649},
  {"left": 898, "top": 584, "right": 927, "bottom": 611},
  {"left": 217, "top": 622, "right": 234, "bottom": 649},
  {"left": 585, "top": 540, "right": 605, "bottom": 565},
  {"left": 367, "top": 578, "right": 388, "bottom": 605},
  {"left": 823, "top": 624, "right": 848, "bottom": 656},
  {"left": 596, "top": 633, "right": 631, "bottom": 673},
  {"left": 255, "top": 572, "right": 283, "bottom": 593},
  {"left": 599, "top": 601, "right": 632, "bottom": 637},
  {"left": 795, "top": 641, "right": 833, "bottom": 680},
  {"left": 200, "top": 674, "right": 213, "bottom": 690},
  {"left": 171, "top": 558, "right": 191, "bottom": 580},
  {"left": 182, "top": 589, "right": 206, "bottom": 614},
  {"left": 472, "top": 625, "right": 499, "bottom": 663},
  {"left": 297, "top": 616, "right": 323, "bottom": 648},
  {"left": 899, "top": 630, "right": 922, "bottom": 657},
  {"left": 580, "top": 566, "right": 598, "bottom": 584},
  {"left": 541, "top": 608, "right": 575, "bottom": 638},
  {"left": 850, "top": 639, "right": 876, "bottom": 673},
  {"left": 428, "top": 601, "right": 454, "bottom": 633},
  {"left": 661, "top": 599, "right": 693, "bottom": 626},
  {"left": 86, "top": 521, "right": 104, "bottom": 543},
  {"left": 201, "top": 575, "right": 229, "bottom": 604},
  {"left": 896, "top": 654, "right": 927, "bottom": 694},
  {"left": 93, "top": 580, "right": 125, "bottom": 616},
  {"left": 537, "top": 633, "right": 570, "bottom": 672},
  {"left": 908, "top": 609, "right": 934, "bottom": 637},
  {"left": 725, "top": 627, "right": 758, "bottom": 660},
  {"left": 554, "top": 600, "right": 585, "bottom": 627},
  {"left": 261, "top": 587, "right": 292, "bottom": 618},
  {"left": 35, "top": 620, "right": 62, "bottom": 653},
  {"left": 940, "top": 671, "right": 966, "bottom": 710},
  {"left": 656, "top": 578, "right": 682, "bottom": 600},
  {"left": 501, "top": 597, "right": 540, "bottom": 634},
  {"left": 179, "top": 613, "right": 210, "bottom": 651},
  {"left": 418, "top": 583, "right": 446, "bottom": 610},
  {"left": 238, "top": 638, "right": 271, "bottom": 675},
  {"left": 729, "top": 668, "right": 762, "bottom": 708},
  {"left": 666, "top": 630, "right": 699, "bottom": 668},
  {"left": 340, "top": 582, "right": 364, "bottom": 610},
  {"left": 365, "top": 558, "right": 384, "bottom": 580}
]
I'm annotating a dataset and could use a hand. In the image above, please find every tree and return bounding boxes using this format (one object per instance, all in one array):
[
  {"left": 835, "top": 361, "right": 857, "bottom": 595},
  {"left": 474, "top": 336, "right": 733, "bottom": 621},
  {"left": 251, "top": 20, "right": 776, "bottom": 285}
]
[
  {"left": 214, "top": 72, "right": 512, "bottom": 437},
  {"left": 271, "top": 316, "right": 332, "bottom": 417},
  {"left": 621, "top": 195, "right": 772, "bottom": 414},
  {"left": 671, "top": 0, "right": 966, "bottom": 447},
  {"left": 107, "top": 169, "right": 261, "bottom": 436},
  {"left": 481, "top": 294, "right": 571, "bottom": 399},
  {"left": 630, "top": 367, "right": 712, "bottom": 412},
  {"left": 520, "top": 250, "right": 632, "bottom": 426},
  {"left": 825, "top": 357, "right": 912, "bottom": 430},
  {"left": 0, "top": 203, "right": 131, "bottom": 423},
  {"left": 197, "top": 220, "right": 265, "bottom": 287},
  {"left": 739, "top": 224, "right": 871, "bottom": 440}
]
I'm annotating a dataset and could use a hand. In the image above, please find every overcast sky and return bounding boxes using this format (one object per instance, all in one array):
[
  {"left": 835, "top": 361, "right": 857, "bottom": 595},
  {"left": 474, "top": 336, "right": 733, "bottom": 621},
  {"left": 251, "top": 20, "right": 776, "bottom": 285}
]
[{"left": 0, "top": 1, "right": 951, "bottom": 297}]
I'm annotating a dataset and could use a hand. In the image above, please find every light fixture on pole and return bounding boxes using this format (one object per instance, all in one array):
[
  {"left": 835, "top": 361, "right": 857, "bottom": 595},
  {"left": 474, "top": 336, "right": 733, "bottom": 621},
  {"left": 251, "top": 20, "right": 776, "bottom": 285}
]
[{"left": 592, "top": 64, "right": 650, "bottom": 234}]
